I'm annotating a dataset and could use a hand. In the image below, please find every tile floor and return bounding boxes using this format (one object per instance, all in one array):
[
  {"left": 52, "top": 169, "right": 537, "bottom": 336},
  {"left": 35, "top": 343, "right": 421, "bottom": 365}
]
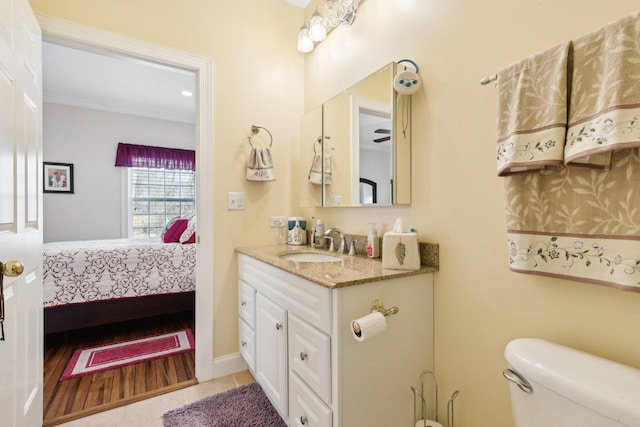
[{"left": 54, "top": 370, "right": 255, "bottom": 427}]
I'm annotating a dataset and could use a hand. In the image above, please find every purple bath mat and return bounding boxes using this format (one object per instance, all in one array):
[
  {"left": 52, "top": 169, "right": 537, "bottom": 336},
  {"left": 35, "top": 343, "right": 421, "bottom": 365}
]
[{"left": 162, "top": 382, "right": 286, "bottom": 427}]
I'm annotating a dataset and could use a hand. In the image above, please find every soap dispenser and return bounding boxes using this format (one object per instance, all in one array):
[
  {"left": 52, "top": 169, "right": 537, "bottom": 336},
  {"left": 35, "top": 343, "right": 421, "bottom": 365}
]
[
  {"left": 314, "top": 219, "right": 325, "bottom": 246},
  {"left": 366, "top": 223, "right": 380, "bottom": 258}
]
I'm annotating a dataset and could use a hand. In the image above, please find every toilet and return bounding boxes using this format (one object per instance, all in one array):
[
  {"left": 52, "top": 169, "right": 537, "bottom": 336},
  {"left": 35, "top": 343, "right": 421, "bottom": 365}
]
[{"left": 504, "top": 338, "right": 640, "bottom": 426}]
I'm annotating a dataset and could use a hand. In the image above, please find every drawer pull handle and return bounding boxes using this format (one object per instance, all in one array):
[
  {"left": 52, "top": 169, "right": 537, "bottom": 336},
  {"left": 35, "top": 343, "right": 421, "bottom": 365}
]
[
  {"left": 300, "top": 352, "right": 308, "bottom": 361},
  {"left": 241, "top": 340, "right": 247, "bottom": 347},
  {"left": 275, "top": 322, "right": 283, "bottom": 330},
  {"left": 300, "top": 416, "right": 308, "bottom": 425},
  {"left": 240, "top": 300, "right": 247, "bottom": 306}
]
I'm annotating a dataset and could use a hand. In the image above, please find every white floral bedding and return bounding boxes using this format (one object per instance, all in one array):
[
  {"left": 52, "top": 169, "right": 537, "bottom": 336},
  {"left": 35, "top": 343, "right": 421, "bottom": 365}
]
[{"left": 43, "top": 239, "right": 196, "bottom": 308}]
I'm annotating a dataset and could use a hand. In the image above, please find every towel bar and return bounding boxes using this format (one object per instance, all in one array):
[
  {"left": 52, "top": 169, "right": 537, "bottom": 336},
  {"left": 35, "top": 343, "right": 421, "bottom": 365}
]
[{"left": 480, "top": 73, "right": 497, "bottom": 85}]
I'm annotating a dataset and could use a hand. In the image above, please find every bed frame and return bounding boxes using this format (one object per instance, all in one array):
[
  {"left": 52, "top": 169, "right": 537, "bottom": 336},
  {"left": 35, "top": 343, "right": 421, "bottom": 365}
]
[{"left": 44, "top": 291, "right": 195, "bottom": 334}]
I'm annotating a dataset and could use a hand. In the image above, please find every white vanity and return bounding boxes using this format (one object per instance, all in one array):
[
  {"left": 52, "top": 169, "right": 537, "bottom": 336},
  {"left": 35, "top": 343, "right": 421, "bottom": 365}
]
[{"left": 236, "top": 246, "right": 437, "bottom": 427}]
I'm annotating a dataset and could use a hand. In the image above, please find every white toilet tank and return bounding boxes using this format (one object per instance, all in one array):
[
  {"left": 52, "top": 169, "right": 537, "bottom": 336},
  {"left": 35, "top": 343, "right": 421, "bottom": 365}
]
[{"left": 504, "top": 338, "right": 640, "bottom": 427}]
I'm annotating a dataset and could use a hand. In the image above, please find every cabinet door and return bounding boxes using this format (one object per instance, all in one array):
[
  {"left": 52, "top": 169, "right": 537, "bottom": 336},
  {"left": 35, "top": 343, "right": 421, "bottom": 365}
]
[{"left": 256, "top": 293, "right": 288, "bottom": 416}]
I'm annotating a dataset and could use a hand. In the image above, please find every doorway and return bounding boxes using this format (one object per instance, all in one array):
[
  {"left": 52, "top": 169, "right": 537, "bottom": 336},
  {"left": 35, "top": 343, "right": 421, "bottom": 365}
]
[{"left": 38, "top": 13, "right": 214, "bottom": 422}]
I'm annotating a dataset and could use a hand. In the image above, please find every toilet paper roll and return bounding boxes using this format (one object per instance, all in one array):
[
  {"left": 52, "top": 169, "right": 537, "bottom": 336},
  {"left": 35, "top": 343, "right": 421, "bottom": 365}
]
[{"left": 351, "top": 311, "right": 387, "bottom": 342}]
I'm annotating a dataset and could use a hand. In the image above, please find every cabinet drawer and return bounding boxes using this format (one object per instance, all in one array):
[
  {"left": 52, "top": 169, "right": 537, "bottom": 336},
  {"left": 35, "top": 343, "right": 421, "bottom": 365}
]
[
  {"left": 289, "top": 314, "right": 331, "bottom": 403},
  {"left": 238, "top": 279, "right": 256, "bottom": 327},
  {"left": 239, "top": 318, "right": 255, "bottom": 372},
  {"left": 289, "top": 372, "right": 332, "bottom": 427}
]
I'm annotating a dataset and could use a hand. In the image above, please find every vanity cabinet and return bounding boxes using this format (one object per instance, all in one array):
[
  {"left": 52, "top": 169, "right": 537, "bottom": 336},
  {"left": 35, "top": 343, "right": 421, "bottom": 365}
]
[{"left": 237, "top": 253, "right": 434, "bottom": 427}]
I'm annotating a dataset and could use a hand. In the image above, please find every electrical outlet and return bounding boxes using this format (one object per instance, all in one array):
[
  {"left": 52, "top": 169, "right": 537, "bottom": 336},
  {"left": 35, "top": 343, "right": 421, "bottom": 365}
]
[
  {"left": 330, "top": 195, "right": 343, "bottom": 206},
  {"left": 270, "top": 216, "right": 285, "bottom": 227}
]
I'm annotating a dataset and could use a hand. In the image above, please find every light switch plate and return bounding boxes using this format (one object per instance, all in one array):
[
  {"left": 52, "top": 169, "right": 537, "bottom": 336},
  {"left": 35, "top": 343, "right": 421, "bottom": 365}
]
[{"left": 227, "top": 192, "right": 245, "bottom": 210}]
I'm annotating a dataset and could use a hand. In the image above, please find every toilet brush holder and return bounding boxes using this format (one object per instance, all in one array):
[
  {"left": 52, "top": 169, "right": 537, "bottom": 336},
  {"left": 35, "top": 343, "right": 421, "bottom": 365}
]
[
  {"left": 447, "top": 390, "right": 460, "bottom": 427},
  {"left": 411, "top": 370, "right": 439, "bottom": 427},
  {"left": 415, "top": 420, "right": 444, "bottom": 427}
]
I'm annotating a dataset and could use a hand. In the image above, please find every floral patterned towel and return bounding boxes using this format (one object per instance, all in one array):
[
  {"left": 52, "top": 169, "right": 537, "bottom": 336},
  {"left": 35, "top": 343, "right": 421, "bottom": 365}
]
[
  {"left": 247, "top": 147, "right": 276, "bottom": 182},
  {"left": 501, "top": 11, "right": 640, "bottom": 292},
  {"left": 496, "top": 42, "right": 570, "bottom": 176},
  {"left": 505, "top": 150, "right": 640, "bottom": 292},
  {"left": 565, "top": 10, "right": 640, "bottom": 168}
]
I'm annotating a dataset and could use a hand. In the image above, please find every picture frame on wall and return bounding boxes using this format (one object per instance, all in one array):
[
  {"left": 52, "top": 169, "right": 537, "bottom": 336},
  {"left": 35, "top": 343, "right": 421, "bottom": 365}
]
[{"left": 43, "top": 162, "right": 74, "bottom": 194}]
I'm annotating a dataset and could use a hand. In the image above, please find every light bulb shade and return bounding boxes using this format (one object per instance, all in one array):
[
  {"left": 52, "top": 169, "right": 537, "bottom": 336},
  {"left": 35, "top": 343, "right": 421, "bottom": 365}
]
[
  {"left": 309, "top": 11, "right": 327, "bottom": 42},
  {"left": 297, "top": 25, "right": 314, "bottom": 53}
]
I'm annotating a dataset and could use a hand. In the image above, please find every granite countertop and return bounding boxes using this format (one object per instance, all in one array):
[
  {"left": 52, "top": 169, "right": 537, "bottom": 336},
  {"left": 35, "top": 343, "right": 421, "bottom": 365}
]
[{"left": 236, "top": 244, "right": 438, "bottom": 289}]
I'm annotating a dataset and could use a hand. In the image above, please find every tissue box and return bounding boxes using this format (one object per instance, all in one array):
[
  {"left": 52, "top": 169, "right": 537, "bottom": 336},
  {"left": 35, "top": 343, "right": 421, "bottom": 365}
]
[{"left": 382, "top": 232, "right": 420, "bottom": 270}]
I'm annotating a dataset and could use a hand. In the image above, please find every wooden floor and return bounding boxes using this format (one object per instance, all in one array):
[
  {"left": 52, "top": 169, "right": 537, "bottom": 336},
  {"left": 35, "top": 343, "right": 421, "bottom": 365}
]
[{"left": 43, "top": 311, "right": 196, "bottom": 427}]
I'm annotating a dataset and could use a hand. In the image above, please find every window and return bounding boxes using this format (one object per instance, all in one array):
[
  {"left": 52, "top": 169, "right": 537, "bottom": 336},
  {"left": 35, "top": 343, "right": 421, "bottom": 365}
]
[
  {"left": 129, "top": 167, "right": 195, "bottom": 238},
  {"left": 115, "top": 142, "right": 196, "bottom": 239}
]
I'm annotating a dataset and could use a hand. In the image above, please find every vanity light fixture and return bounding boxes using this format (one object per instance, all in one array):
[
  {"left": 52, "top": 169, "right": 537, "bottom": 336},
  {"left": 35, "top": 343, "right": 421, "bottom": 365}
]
[
  {"left": 297, "top": 22, "right": 314, "bottom": 53},
  {"left": 296, "top": 0, "right": 360, "bottom": 53}
]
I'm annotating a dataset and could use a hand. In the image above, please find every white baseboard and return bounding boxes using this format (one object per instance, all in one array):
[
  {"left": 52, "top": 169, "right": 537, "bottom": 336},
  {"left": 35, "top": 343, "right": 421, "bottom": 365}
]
[{"left": 211, "top": 352, "right": 248, "bottom": 379}]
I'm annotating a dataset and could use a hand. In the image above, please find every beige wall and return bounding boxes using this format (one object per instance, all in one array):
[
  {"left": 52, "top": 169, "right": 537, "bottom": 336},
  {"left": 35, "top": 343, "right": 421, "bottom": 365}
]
[
  {"left": 301, "top": 0, "right": 640, "bottom": 426},
  {"left": 30, "top": 0, "right": 640, "bottom": 425},
  {"left": 29, "top": 0, "right": 304, "bottom": 359}
]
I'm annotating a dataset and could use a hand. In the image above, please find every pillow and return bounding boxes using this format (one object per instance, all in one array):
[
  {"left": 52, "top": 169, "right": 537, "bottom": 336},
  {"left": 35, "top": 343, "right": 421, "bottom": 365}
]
[
  {"left": 162, "top": 216, "right": 188, "bottom": 243},
  {"left": 182, "top": 232, "right": 196, "bottom": 244},
  {"left": 179, "top": 216, "right": 197, "bottom": 244}
]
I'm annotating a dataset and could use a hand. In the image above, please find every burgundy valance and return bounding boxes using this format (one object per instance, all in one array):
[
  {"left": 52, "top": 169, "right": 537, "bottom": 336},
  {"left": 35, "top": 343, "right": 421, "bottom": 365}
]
[{"left": 115, "top": 143, "right": 196, "bottom": 171}]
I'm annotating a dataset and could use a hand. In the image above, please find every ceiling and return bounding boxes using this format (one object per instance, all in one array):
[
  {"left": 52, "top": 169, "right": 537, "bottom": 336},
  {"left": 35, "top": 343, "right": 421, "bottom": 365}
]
[
  {"left": 43, "top": 42, "right": 196, "bottom": 124},
  {"left": 40, "top": 2, "right": 320, "bottom": 127}
]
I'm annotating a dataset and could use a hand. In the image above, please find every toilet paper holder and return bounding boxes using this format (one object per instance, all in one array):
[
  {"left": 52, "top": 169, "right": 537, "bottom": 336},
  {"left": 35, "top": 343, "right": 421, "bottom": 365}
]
[
  {"left": 370, "top": 299, "right": 399, "bottom": 316},
  {"left": 351, "top": 299, "right": 399, "bottom": 337}
]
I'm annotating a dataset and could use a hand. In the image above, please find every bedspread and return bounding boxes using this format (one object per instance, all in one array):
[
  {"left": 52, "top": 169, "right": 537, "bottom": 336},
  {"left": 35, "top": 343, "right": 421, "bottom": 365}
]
[{"left": 43, "top": 239, "right": 196, "bottom": 308}]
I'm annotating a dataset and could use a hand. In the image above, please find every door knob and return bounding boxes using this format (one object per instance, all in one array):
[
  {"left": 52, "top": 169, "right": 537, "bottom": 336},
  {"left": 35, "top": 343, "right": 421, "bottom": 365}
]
[
  {"left": 0, "top": 260, "right": 23, "bottom": 342},
  {"left": 1, "top": 261, "right": 24, "bottom": 277}
]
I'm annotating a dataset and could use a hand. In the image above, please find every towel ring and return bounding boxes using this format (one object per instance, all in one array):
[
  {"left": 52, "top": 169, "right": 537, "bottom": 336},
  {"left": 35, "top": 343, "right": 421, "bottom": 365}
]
[{"left": 248, "top": 125, "right": 273, "bottom": 148}]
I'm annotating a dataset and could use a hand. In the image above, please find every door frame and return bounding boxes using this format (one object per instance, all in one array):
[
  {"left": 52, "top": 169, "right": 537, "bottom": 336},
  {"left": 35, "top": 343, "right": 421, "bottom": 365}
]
[{"left": 36, "top": 14, "right": 215, "bottom": 381}]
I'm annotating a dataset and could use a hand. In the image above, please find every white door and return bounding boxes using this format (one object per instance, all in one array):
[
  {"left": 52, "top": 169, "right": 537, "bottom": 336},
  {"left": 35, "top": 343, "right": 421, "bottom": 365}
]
[{"left": 0, "top": 0, "right": 43, "bottom": 425}]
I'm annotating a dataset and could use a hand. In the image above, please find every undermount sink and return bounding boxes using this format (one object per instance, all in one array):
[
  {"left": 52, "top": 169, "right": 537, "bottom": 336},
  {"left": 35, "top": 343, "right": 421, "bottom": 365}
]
[{"left": 279, "top": 252, "right": 343, "bottom": 263}]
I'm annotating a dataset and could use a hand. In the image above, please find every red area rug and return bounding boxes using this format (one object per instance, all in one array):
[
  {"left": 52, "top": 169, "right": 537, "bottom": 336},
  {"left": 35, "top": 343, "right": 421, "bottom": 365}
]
[{"left": 61, "top": 329, "right": 195, "bottom": 381}]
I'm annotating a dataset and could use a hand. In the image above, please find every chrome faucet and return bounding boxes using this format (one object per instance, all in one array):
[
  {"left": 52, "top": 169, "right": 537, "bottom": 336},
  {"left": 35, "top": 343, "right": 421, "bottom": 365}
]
[{"left": 323, "top": 228, "right": 346, "bottom": 253}]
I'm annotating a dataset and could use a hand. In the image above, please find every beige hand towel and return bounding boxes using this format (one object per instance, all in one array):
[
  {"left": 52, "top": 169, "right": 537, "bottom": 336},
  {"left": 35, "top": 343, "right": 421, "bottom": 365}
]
[
  {"left": 565, "top": 11, "right": 640, "bottom": 168},
  {"left": 308, "top": 153, "right": 332, "bottom": 185},
  {"left": 496, "top": 42, "right": 570, "bottom": 176},
  {"left": 246, "top": 147, "right": 275, "bottom": 181}
]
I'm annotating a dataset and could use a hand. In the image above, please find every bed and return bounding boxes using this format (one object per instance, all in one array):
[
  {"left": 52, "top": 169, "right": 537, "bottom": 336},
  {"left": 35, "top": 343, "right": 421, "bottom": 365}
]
[{"left": 43, "top": 238, "right": 196, "bottom": 334}]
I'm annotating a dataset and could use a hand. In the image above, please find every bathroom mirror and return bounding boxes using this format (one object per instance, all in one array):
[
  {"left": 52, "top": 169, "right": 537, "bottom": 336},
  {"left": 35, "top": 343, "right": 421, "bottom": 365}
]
[{"left": 300, "top": 62, "right": 412, "bottom": 207}]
